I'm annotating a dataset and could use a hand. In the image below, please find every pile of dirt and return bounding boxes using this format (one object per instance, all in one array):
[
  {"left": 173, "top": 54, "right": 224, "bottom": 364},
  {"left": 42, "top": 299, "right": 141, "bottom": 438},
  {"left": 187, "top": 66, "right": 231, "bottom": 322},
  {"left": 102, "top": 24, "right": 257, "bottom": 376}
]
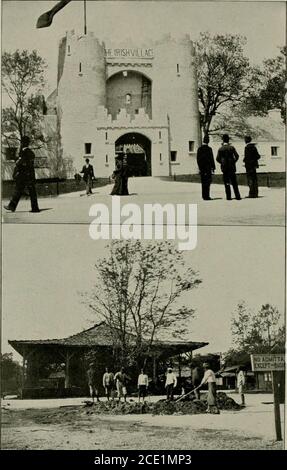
[
  {"left": 216, "top": 392, "right": 242, "bottom": 410},
  {"left": 152, "top": 398, "right": 207, "bottom": 415},
  {"left": 84, "top": 400, "right": 149, "bottom": 415},
  {"left": 84, "top": 392, "right": 242, "bottom": 416}
]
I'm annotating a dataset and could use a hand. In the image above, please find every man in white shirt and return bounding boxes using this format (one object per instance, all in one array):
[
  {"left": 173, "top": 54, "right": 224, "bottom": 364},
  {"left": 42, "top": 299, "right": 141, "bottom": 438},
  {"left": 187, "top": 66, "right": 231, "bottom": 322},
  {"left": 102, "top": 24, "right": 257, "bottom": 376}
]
[
  {"left": 237, "top": 367, "right": 246, "bottom": 406},
  {"left": 165, "top": 367, "right": 177, "bottom": 400},
  {"left": 200, "top": 362, "right": 220, "bottom": 414},
  {"left": 137, "top": 369, "right": 149, "bottom": 402}
]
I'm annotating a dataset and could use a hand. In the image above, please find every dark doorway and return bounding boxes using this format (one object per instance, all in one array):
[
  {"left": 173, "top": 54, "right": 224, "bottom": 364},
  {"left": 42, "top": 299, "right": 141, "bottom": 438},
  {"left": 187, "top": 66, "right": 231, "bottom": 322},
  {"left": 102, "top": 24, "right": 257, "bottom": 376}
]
[{"left": 115, "top": 132, "right": 152, "bottom": 176}]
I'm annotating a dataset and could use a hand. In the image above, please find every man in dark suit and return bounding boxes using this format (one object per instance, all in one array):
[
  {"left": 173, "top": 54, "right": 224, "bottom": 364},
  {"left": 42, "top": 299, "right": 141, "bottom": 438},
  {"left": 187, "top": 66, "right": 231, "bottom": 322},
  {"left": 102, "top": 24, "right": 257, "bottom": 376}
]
[
  {"left": 80, "top": 158, "right": 95, "bottom": 196},
  {"left": 243, "top": 135, "right": 261, "bottom": 198},
  {"left": 4, "top": 135, "right": 40, "bottom": 213},
  {"left": 196, "top": 135, "right": 216, "bottom": 200},
  {"left": 216, "top": 134, "right": 241, "bottom": 200}
]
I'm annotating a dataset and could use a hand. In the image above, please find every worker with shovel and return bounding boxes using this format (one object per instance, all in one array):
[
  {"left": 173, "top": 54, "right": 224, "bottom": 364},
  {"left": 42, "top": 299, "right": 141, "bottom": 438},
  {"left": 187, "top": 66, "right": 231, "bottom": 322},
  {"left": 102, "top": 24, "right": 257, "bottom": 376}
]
[{"left": 199, "top": 362, "right": 220, "bottom": 414}]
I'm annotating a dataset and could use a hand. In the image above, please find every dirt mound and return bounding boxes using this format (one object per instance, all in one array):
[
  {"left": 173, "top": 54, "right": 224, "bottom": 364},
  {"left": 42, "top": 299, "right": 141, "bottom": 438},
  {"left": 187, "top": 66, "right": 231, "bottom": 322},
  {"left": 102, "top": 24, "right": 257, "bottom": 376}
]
[{"left": 84, "top": 393, "right": 242, "bottom": 416}]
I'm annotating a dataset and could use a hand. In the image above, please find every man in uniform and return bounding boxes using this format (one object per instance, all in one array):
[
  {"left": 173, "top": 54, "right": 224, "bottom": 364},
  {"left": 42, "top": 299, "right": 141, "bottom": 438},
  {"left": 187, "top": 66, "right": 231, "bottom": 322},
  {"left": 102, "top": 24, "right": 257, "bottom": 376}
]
[
  {"left": 216, "top": 134, "right": 241, "bottom": 201},
  {"left": 196, "top": 135, "right": 216, "bottom": 200},
  {"left": 4, "top": 135, "right": 40, "bottom": 213},
  {"left": 243, "top": 135, "right": 261, "bottom": 198}
]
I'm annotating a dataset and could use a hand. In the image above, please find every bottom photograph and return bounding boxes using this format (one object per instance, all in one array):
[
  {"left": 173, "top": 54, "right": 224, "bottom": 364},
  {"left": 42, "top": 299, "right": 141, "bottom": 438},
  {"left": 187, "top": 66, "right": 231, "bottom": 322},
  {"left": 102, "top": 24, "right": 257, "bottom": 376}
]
[{"left": 1, "top": 225, "right": 285, "bottom": 450}]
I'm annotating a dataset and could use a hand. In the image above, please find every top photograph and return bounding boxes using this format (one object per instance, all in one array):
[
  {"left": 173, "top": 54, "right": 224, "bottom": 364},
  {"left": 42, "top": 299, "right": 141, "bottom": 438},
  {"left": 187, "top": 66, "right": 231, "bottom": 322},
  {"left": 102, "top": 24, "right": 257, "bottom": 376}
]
[{"left": 2, "top": 0, "right": 286, "bottom": 226}]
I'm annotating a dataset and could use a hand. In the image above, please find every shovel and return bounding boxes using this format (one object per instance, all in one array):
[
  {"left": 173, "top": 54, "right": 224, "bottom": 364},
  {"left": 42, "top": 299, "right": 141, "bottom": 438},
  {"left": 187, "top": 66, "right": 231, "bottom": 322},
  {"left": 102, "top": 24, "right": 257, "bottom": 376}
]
[{"left": 175, "top": 385, "right": 201, "bottom": 403}]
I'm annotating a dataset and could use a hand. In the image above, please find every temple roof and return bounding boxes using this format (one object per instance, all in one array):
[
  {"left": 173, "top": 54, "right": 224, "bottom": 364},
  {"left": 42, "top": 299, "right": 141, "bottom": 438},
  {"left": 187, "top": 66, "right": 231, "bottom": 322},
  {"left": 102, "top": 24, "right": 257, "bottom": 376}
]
[{"left": 9, "top": 322, "right": 208, "bottom": 357}]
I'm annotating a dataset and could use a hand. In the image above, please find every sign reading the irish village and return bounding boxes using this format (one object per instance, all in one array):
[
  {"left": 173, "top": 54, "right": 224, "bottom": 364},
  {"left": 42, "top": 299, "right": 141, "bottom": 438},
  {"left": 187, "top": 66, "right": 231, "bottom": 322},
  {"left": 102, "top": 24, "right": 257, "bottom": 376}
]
[
  {"left": 251, "top": 354, "right": 285, "bottom": 372},
  {"left": 105, "top": 48, "right": 154, "bottom": 59}
]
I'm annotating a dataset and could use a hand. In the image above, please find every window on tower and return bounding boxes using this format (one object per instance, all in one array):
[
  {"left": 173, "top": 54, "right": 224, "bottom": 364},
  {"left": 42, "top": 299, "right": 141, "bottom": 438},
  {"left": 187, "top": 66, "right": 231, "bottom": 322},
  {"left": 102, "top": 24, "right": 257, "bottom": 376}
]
[
  {"left": 271, "top": 146, "right": 279, "bottom": 157},
  {"left": 85, "top": 143, "right": 92, "bottom": 154},
  {"left": 170, "top": 151, "right": 177, "bottom": 162},
  {"left": 126, "top": 93, "right": 131, "bottom": 105},
  {"left": 189, "top": 141, "right": 195, "bottom": 152}
]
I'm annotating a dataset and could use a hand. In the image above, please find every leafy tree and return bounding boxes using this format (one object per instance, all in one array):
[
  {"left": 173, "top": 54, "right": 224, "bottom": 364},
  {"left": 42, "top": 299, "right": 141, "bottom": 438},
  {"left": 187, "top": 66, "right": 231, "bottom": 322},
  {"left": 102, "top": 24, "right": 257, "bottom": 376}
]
[
  {"left": 2, "top": 49, "right": 47, "bottom": 151},
  {"left": 190, "top": 353, "right": 220, "bottom": 372},
  {"left": 231, "top": 301, "right": 284, "bottom": 353},
  {"left": 1, "top": 353, "right": 22, "bottom": 395},
  {"left": 243, "top": 47, "right": 286, "bottom": 121},
  {"left": 195, "top": 33, "right": 252, "bottom": 135},
  {"left": 83, "top": 241, "right": 201, "bottom": 367}
]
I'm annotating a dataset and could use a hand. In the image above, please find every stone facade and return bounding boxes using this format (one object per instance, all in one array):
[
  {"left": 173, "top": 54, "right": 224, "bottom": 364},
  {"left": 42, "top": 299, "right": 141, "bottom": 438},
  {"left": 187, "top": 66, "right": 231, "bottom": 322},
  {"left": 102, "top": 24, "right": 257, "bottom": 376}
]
[{"left": 56, "top": 31, "right": 201, "bottom": 177}]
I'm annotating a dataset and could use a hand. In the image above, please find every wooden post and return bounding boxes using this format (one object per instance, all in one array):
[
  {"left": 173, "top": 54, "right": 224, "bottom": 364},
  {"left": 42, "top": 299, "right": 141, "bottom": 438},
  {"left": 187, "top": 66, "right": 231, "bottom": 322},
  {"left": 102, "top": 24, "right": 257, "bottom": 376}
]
[
  {"left": 152, "top": 356, "right": 157, "bottom": 382},
  {"left": 65, "top": 351, "right": 71, "bottom": 389},
  {"left": 271, "top": 370, "right": 282, "bottom": 441},
  {"left": 21, "top": 355, "right": 26, "bottom": 399}
]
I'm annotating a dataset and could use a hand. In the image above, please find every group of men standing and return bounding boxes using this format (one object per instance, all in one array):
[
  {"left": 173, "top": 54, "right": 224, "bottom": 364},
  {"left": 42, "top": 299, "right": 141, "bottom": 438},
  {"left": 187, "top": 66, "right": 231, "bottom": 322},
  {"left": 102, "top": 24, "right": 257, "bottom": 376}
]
[
  {"left": 87, "top": 366, "right": 150, "bottom": 403},
  {"left": 197, "top": 134, "right": 261, "bottom": 201},
  {"left": 86, "top": 362, "right": 235, "bottom": 415},
  {"left": 87, "top": 365, "right": 182, "bottom": 404}
]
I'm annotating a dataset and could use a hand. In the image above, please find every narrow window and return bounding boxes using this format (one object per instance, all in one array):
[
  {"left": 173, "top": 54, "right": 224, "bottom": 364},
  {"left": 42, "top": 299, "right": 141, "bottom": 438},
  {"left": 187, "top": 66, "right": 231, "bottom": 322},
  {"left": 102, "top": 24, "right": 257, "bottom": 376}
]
[
  {"left": 67, "top": 45, "right": 71, "bottom": 54},
  {"left": 135, "top": 109, "right": 139, "bottom": 114},
  {"left": 85, "top": 143, "right": 91, "bottom": 154},
  {"left": 160, "top": 153, "right": 162, "bottom": 161},
  {"left": 159, "top": 131, "right": 162, "bottom": 140},
  {"left": 189, "top": 141, "right": 195, "bottom": 152},
  {"left": 177, "top": 63, "right": 180, "bottom": 74},
  {"left": 170, "top": 151, "right": 177, "bottom": 162},
  {"left": 79, "top": 62, "right": 82, "bottom": 73},
  {"left": 106, "top": 155, "right": 108, "bottom": 163},
  {"left": 126, "top": 93, "right": 131, "bottom": 105},
  {"left": 105, "top": 132, "right": 108, "bottom": 141},
  {"left": 271, "top": 146, "right": 279, "bottom": 156}
]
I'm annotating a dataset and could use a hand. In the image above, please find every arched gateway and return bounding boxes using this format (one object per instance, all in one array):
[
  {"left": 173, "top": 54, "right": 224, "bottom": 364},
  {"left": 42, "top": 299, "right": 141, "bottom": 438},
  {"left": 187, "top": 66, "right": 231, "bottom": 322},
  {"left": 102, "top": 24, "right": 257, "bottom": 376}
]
[{"left": 115, "top": 132, "right": 152, "bottom": 176}]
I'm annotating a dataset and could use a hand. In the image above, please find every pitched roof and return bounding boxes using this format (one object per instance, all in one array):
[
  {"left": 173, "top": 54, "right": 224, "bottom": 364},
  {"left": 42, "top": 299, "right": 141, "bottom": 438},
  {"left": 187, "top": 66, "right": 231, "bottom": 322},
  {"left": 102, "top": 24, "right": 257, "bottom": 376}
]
[{"left": 9, "top": 322, "right": 208, "bottom": 357}]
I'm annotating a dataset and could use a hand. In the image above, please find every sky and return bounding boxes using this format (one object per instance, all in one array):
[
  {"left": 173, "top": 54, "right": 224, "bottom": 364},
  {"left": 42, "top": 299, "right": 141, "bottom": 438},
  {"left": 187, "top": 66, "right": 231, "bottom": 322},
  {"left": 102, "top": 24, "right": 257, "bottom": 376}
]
[
  {"left": 2, "top": 225, "right": 285, "bottom": 361},
  {"left": 1, "top": 1, "right": 286, "bottom": 94}
]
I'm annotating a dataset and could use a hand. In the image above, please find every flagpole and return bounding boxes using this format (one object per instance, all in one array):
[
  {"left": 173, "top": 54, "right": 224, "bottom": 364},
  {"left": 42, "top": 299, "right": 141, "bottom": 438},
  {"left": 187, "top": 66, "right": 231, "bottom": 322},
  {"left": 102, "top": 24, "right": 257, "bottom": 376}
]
[{"left": 84, "top": 0, "right": 87, "bottom": 35}]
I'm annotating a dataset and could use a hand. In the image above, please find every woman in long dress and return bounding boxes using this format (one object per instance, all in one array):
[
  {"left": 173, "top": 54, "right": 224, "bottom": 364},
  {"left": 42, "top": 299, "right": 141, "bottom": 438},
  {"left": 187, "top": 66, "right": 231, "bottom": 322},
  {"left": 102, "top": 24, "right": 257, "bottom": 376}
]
[
  {"left": 110, "top": 153, "right": 129, "bottom": 196},
  {"left": 199, "top": 362, "right": 220, "bottom": 414}
]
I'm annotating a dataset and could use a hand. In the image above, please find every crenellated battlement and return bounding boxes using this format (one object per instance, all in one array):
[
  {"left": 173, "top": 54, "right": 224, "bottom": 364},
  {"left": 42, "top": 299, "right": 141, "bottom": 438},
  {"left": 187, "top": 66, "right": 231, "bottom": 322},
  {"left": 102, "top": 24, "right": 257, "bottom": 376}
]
[{"left": 56, "top": 31, "right": 200, "bottom": 177}]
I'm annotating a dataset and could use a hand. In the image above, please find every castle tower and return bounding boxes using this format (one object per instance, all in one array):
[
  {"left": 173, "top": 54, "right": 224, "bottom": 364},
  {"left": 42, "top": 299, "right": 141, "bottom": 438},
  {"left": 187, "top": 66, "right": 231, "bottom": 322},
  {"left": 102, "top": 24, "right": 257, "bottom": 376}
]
[
  {"left": 153, "top": 34, "right": 201, "bottom": 173},
  {"left": 57, "top": 31, "right": 106, "bottom": 170}
]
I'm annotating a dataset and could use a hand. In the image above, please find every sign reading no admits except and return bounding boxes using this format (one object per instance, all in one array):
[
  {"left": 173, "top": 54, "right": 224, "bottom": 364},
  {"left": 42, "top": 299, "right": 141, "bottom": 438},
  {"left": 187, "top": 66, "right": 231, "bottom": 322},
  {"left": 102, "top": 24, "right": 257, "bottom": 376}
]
[{"left": 251, "top": 354, "right": 285, "bottom": 371}]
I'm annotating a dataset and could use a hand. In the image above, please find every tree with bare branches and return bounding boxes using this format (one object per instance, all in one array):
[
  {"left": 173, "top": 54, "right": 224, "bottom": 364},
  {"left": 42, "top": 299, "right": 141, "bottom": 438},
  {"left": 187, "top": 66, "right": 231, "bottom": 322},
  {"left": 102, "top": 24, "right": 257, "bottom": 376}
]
[{"left": 83, "top": 241, "right": 201, "bottom": 367}]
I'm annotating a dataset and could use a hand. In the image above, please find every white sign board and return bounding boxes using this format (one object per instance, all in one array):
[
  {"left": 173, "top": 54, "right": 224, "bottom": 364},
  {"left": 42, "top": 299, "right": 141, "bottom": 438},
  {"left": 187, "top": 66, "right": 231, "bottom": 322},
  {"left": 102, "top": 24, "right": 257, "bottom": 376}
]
[{"left": 250, "top": 354, "right": 285, "bottom": 372}]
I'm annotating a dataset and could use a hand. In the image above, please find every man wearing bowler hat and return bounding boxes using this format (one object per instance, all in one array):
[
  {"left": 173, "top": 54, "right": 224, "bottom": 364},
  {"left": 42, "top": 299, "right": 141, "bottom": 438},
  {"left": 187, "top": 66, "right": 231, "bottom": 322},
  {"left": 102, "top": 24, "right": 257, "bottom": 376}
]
[
  {"left": 216, "top": 134, "right": 241, "bottom": 201},
  {"left": 4, "top": 135, "right": 40, "bottom": 213},
  {"left": 196, "top": 135, "right": 216, "bottom": 200},
  {"left": 243, "top": 135, "right": 261, "bottom": 198}
]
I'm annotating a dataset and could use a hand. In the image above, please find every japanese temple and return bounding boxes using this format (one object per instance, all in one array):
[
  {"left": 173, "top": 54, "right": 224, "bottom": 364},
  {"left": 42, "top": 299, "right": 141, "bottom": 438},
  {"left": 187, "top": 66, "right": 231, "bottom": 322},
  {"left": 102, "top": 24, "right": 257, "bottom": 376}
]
[{"left": 9, "top": 322, "right": 208, "bottom": 398}]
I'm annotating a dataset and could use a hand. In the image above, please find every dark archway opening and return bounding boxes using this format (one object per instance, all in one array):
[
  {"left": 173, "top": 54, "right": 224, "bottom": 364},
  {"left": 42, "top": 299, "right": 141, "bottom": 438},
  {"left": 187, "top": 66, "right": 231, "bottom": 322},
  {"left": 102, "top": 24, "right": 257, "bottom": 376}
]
[{"left": 115, "top": 132, "right": 152, "bottom": 176}]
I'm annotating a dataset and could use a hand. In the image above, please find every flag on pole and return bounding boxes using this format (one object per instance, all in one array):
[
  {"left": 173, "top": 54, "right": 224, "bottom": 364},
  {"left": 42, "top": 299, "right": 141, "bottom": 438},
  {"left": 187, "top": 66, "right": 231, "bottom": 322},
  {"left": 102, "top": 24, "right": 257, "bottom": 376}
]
[{"left": 36, "top": 0, "right": 72, "bottom": 28}]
